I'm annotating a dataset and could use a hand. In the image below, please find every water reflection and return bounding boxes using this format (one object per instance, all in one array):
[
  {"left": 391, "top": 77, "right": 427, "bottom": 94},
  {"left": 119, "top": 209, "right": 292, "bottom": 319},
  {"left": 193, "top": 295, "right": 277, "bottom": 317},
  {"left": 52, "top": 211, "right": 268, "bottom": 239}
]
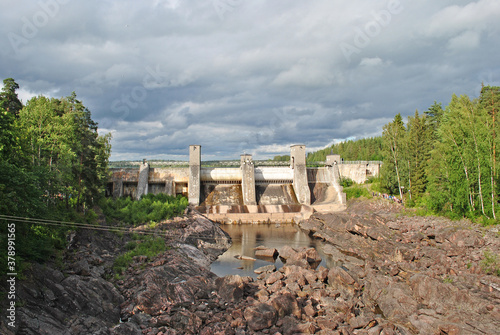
[{"left": 211, "top": 223, "right": 335, "bottom": 278}]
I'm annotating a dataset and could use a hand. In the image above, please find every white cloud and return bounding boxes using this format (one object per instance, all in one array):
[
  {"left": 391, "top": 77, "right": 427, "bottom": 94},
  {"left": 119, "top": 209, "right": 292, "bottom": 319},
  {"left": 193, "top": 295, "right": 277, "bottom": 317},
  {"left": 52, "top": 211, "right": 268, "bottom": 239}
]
[
  {"left": 447, "top": 30, "right": 481, "bottom": 51},
  {"left": 360, "top": 57, "right": 383, "bottom": 67},
  {"left": 425, "top": 0, "right": 500, "bottom": 38},
  {"left": 273, "top": 58, "right": 336, "bottom": 87}
]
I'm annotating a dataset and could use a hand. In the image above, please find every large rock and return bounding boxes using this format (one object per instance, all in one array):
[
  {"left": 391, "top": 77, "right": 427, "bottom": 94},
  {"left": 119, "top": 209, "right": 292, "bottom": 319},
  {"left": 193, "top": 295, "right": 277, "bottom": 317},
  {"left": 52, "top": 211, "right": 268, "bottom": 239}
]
[
  {"left": 244, "top": 303, "right": 278, "bottom": 331},
  {"left": 279, "top": 246, "right": 322, "bottom": 269},
  {"left": 254, "top": 246, "right": 279, "bottom": 259},
  {"left": 15, "top": 262, "right": 123, "bottom": 335},
  {"left": 177, "top": 214, "right": 232, "bottom": 261},
  {"left": 215, "top": 275, "right": 245, "bottom": 302},
  {"left": 269, "top": 292, "right": 301, "bottom": 319},
  {"left": 364, "top": 274, "right": 418, "bottom": 322}
]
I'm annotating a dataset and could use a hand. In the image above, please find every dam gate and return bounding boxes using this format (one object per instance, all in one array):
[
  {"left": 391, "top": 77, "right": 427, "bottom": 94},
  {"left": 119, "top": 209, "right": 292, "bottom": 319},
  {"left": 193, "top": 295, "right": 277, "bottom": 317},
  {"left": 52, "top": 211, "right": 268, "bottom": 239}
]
[{"left": 108, "top": 146, "right": 380, "bottom": 223}]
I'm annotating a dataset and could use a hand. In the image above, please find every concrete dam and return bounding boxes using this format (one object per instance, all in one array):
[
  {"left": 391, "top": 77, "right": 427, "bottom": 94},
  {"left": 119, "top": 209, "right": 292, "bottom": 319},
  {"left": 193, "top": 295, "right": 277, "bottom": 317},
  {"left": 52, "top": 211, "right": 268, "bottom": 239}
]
[{"left": 107, "top": 145, "right": 381, "bottom": 223}]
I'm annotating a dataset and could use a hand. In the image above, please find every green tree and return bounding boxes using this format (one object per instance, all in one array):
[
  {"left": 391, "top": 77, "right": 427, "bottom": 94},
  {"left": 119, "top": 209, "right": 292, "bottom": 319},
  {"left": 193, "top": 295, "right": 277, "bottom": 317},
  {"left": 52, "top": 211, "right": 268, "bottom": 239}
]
[
  {"left": 406, "top": 110, "right": 432, "bottom": 200},
  {"left": 0, "top": 78, "right": 23, "bottom": 117},
  {"left": 17, "top": 93, "right": 112, "bottom": 211},
  {"left": 424, "top": 101, "right": 444, "bottom": 135},
  {"left": 381, "top": 114, "right": 406, "bottom": 200},
  {"left": 306, "top": 137, "right": 383, "bottom": 163},
  {"left": 0, "top": 79, "right": 112, "bottom": 277},
  {"left": 431, "top": 94, "right": 493, "bottom": 218},
  {"left": 479, "top": 85, "right": 500, "bottom": 219}
]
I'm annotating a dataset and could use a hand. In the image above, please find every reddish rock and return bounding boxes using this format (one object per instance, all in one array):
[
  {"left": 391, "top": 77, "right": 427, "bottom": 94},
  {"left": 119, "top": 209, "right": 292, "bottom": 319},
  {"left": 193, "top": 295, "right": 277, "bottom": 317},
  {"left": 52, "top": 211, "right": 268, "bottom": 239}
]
[
  {"left": 215, "top": 275, "right": 245, "bottom": 302},
  {"left": 255, "top": 264, "right": 276, "bottom": 274},
  {"left": 294, "top": 322, "right": 319, "bottom": 334},
  {"left": 316, "top": 316, "right": 339, "bottom": 330},
  {"left": 269, "top": 292, "right": 302, "bottom": 319},
  {"left": 304, "top": 269, "right": 319, "bottom": 284},
  {"left": 255, "top": 246, "right": 279, "bottom": 259},
  {"left": 303, "top": 302, "right": 317, "bottom": 317},
  {"left": 267, "top": 280, "right": 284, "bottom": 294},
  {"left": 266, "top": 271, "right": 284, "bottom": 285},
  {"left": 328, "top": 266, "right": 358, "bottom": 289},
  {"left": 348, "top": 316, "right": 374, "bottom": 329},
  {"left": 316, "top": 266, "right": 329, "bottom": 282},
  {"left": 279, "top": 246, "right": 298, "bottom": 261},
  {"left": 244, "top": 303, "right": 278, "bottom": 331}
]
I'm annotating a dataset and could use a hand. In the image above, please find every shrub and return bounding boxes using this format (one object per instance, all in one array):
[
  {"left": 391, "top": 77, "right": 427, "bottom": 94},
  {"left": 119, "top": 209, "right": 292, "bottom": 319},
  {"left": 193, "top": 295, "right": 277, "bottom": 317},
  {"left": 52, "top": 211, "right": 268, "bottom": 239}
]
[
  {"left": 99, "top": 193, "right": 188, "bottom": 226},
  {"left": 341, "top": 178, "right": 354, "bottom": 188},
  {"left": 344, "top": 184, "right": 372, "bottom": 200},
  {"left": 113, "top": 236, "right": 167, "bottom": 274}
]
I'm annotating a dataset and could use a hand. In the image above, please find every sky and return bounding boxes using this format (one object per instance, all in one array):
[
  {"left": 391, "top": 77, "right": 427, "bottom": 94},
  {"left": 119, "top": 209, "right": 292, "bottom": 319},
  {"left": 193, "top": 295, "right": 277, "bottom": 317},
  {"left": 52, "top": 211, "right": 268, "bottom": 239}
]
[{"left": 1, "top": 0, "right": 499, "bottom": 161}]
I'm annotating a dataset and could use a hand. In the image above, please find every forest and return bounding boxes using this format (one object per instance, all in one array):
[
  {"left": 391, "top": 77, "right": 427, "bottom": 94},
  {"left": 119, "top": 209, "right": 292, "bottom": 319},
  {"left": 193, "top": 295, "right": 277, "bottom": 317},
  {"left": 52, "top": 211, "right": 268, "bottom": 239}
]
[
  {"left": 307, "top": 85, "right": 500, "bottom": 224},
  {"left": 306, "top": 137, "right": 383, "bottom": 162},
  {"left": 381, "top": 85, "right": 500, "bottom": 223},
  {"left": 0, "top": 78, "right": 112, "bottom": 274}
]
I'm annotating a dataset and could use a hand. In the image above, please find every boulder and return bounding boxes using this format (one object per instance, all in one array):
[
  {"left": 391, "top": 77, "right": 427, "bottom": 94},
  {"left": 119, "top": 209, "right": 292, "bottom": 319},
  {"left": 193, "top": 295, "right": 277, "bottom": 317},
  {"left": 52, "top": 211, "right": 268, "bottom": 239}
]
[
  {"left": 215, "top": 275, "right": 245, "bottom": 302},
  {"left": 254, "top": 246, "right": 279, "bottom": 259},
  {"left": 269, "top": 292, "right": 301, "bottom": 319},
  {"left": 280, "top": 247, "right": 322, "bottom": 268},
  {"left": 244, "top": 303, "right": 278, "bottom": 331}
]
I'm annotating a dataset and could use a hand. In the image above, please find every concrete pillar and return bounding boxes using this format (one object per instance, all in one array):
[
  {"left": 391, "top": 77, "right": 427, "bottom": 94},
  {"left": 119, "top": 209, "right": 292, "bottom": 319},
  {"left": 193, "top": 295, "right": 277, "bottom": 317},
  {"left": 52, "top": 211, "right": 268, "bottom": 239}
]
[
  {"left": 241, "top": 154, "right": 256, "bottom": 206},
  {"left": 326, "top": 154, "right": 341, "bottom": 166},
  {"left": 165, "top": 178, "right": 174, "bottom": 196},
  {"left": 327, "top": 164, "right": 347, "bottom": 205},
  {"left": 188, "top": 145, "right": 201, "bottom": 206},
  {"left": 113, "top": 179, "right": 123, "bottom": 198},
  {"left": 290, "top": 145, "right": 310, "bottom": 205},
  {"left": 136, "top": 159, "right": 149, "bottom": 200}
]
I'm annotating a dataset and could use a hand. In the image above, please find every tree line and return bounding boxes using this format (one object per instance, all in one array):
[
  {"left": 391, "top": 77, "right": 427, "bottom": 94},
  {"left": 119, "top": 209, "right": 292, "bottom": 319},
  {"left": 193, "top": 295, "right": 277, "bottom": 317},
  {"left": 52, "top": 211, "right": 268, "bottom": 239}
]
[
  {"left": 382, "top": 85, "right": 500, "bottom": 222},
  {"left": 306, "top": 85, "right": 500, "bottom": 222},
  {"left": 306, "top": 137, "right": 383, "bottom": 163},
  {"left": 0, "top": 78, "right": 111, "bottom": 270}
]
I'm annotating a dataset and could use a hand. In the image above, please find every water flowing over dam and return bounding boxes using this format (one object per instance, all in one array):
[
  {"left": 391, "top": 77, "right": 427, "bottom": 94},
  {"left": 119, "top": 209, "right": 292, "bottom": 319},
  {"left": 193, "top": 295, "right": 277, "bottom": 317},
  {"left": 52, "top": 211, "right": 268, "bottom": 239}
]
[{"left": 107, "top": 145, "right": 381, "bottom": 223}]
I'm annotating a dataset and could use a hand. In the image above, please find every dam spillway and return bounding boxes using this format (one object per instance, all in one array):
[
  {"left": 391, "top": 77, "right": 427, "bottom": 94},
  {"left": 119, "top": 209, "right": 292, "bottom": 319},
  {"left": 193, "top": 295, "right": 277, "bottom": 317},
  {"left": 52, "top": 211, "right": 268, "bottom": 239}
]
[{"left": 107, "top": 145, "right": 381, "bottom": 223}]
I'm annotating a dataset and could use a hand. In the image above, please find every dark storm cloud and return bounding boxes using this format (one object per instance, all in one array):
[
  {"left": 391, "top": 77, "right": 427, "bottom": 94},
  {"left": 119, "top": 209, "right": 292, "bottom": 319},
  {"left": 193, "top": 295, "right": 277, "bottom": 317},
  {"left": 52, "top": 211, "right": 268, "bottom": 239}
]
[{"left": 1, "top": 0, "right": 499, "bottom": 160}]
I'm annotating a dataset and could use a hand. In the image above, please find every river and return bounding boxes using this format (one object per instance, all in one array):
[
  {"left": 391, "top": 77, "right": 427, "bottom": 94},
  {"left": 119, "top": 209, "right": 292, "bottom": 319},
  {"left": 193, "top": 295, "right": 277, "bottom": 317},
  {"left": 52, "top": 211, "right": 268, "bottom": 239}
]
[{"left": 210, "top": 223, "right": 336, "bottom": 278}]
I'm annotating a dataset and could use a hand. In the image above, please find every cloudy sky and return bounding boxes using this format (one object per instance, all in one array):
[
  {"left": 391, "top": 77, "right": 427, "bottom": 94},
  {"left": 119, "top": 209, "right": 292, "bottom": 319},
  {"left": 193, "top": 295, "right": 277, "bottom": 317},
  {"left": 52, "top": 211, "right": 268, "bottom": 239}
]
[{"left": 1, "top": 0, "right": 499, "bottom": 161}]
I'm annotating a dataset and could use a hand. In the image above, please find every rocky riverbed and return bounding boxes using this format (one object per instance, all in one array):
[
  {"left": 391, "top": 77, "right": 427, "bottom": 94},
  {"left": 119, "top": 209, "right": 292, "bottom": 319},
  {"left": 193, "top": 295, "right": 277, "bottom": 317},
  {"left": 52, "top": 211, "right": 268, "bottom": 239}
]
[{"left": 1, "top": 200, "right": 499, "bottom": 334}]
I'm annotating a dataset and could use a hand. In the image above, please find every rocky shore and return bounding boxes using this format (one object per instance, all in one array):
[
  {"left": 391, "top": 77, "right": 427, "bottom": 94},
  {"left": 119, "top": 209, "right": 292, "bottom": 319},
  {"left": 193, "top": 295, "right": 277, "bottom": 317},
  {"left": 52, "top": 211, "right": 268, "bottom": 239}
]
[
  {"left": 298, "top": 200, "right": 500, "bottom": 334},
  {"left": 2, "top": 200, "right": 499, "bottom": 334}
]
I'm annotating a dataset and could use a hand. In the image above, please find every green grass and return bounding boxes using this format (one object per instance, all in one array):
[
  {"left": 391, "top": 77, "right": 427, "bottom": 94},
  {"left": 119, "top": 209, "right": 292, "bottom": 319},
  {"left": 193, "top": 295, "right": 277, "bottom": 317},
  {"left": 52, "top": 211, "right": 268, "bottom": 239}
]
[
  {"left": 442, "top": 276, "right": 454, "bottom": 284},
  {"left": 113, "top": 235, "right": 168, "bottom": 274},
  {"left": 481, "top": 249, "right": 500, "bottom": 276}
]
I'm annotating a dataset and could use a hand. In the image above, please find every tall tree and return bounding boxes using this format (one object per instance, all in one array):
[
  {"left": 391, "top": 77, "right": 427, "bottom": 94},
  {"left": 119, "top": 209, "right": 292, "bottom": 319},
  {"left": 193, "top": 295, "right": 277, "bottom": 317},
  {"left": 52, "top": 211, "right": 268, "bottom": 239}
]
[
  {"left": 0, "top": 78, "right": 23, "bottom": 117},
  {"left": 382, "top": 114, "right": 406, "bottom": 200},
  {"left": 479, "top": 85, "right": 500, "bottom": 219},
  {"left": 17, "top": 93, "right": 111, "bottom": 210},
  {"left": 406, "top": 110, "right": 431, "bottom": 200}
]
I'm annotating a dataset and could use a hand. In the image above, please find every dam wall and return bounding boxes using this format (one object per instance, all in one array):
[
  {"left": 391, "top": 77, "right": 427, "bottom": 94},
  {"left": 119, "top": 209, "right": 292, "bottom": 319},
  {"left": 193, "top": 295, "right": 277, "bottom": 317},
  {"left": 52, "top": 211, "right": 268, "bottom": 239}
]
[
  {"left": 108, "top": 145, "right": 380, "bottom": 222},
  {"left": 338, "top": 162, "right": 380, "bottom": 184}
]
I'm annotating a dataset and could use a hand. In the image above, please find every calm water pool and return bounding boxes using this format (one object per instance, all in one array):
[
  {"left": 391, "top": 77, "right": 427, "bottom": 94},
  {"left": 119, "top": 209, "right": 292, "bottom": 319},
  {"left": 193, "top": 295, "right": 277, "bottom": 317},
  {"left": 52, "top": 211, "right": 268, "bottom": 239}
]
[{"left": 210, "top": 223, "right": 336, "bottom": 278}]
